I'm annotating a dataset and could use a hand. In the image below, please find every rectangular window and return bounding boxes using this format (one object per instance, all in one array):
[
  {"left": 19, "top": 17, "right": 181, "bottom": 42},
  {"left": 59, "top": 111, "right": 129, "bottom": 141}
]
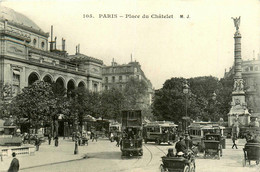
[{"left": 119, "top": 76, "right": 122, "bottom": 81}]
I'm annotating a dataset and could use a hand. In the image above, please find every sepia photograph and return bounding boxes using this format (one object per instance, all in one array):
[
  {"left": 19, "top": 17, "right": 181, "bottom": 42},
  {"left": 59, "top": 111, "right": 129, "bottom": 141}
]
[{"left": 0, "top": 0, "right": 259, "bottom": 171}]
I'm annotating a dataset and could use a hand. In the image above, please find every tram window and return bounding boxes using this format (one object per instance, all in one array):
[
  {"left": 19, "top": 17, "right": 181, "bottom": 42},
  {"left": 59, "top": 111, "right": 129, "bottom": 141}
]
[
  {"left": 198, "top": 130, "right": 201, "bottom": 135},
  {"left": 154, "top": 127, "right": 160, "bottom": 132}
]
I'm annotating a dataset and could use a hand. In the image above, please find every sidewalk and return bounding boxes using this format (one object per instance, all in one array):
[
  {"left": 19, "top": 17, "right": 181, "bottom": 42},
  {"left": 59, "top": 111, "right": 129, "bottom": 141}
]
[{"left": 0, "top": 138, "right": 88, "bottom": 172}]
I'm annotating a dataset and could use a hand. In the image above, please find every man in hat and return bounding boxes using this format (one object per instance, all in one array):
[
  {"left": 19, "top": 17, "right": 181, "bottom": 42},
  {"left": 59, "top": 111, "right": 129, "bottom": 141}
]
[
  {"left": 175, "top": 137, "right": 187, "bottom": 154},
  {"left": 8, "top": 152, "right": 19, "bottom": 172}
]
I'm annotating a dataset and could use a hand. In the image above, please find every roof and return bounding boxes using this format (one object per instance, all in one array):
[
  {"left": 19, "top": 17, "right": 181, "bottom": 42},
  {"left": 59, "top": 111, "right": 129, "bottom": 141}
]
[
  {"left": 68, "top": 53, "right": 103, "bottom": 65},
  {"left": 0, "top": 6, "right": 41, "bottom": 31}
]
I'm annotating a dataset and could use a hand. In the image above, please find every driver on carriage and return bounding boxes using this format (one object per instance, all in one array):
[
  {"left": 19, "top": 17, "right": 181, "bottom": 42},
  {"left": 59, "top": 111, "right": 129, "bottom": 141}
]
[{"left": 175, "top": 137, "right": 187, "bottom": 155}]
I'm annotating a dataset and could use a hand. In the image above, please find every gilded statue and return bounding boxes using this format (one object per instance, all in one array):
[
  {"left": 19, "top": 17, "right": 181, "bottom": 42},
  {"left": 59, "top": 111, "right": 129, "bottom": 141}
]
[{"left": 231, "top": 16, "right": 240, "bottom": 31}]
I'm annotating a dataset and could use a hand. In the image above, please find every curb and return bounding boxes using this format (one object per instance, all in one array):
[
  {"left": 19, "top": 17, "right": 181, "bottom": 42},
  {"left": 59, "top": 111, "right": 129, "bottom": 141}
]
[{"left": 20, "top": 156, "right": 86, "bottom": 171}]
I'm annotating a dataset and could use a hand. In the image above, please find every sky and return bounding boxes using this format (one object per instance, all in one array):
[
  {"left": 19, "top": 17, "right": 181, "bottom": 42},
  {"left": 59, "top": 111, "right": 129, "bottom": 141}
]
[{"left": 1, "top": 0, "right": 260, "bottom": 89}]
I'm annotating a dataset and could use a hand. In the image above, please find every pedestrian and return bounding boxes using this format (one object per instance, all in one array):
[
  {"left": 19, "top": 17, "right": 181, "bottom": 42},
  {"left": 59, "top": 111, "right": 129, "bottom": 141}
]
[
  {"left": 8, "top": 152, "right": 19, "bottom": 172},
  {"left": 0, "top": 147, "right": 2, "bottom": 162},
  {"left": 54, "top": 136, "right": 59, "bottom": 147},
  {"left": 35, "top": 136, "right": 40, "bottom": 151},
  {"left": 74, "top": 139, "right": 78, "bottom": 154},
  {"left": 232, "top": 135, "right": 238, "bottom": 149},
  {"left": 48, "top": 134, "right": 52, "bottom": 145},
  {"left": 91, "top": 131, "right": 94, "bottom": 142}
]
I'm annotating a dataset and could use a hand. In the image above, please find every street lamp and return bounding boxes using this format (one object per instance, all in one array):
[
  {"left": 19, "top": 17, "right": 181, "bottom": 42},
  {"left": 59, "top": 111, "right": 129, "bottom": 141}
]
[
  {"left": 210, "top": 92, "right": 217, "bottom": 121},
  {"left": 183, "top": 80, "right": 189, "bottom": 133}
]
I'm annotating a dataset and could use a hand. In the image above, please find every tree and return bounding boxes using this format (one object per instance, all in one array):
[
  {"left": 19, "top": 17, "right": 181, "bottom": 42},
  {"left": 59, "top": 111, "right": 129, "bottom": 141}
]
[
  {"left": 69, "top": 87, "right": 101, "bottom": 132},
  {"left": 123, "top": 77, "right": 148, "bottom": 110},
  {"left": 100, "top": 87, "right": 125, "bottom": 121},
  {"left": 11, "top": 81, "right": 56, "bottom": 136},
  {"left": 152, "top": 76, "right": 227, "bottom": 123},
  {"left": 152, "top": 77, "right": 188, "bottom": 122}
]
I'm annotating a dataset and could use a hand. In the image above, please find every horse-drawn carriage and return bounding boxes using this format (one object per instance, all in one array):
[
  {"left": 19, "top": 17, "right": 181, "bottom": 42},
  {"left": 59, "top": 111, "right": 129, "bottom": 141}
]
[
  {"left": 160, "top": 150, "right": 195, "bottom": 172},
  {"left": 203, "top": 134, "right": 222, "bottom": 159},
  {"left": 242, "top": 142, "right": 260, "bottom": 166}
]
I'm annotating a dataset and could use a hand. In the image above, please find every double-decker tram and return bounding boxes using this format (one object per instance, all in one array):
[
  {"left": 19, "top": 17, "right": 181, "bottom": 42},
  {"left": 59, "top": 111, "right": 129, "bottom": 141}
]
[
  {"left": 143, "top": 121, "right": 178, "bottom": 145},
  {"left": 120, "top": 110, "right": 143, "bottom": 157}
]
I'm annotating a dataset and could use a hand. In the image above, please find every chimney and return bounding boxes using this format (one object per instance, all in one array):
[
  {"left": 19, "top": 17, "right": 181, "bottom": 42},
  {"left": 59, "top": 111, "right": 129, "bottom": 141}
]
[
  {"left": 50, "top": 25, "right": 54, "bottom": 51},
  {"left": 76, "top": 45, "right": 78, "bottom": 55},
  {"left": 112, "top": 58, "right": 114, "bottom": 66},
  {"left": 78, "top": 44, "right": 80, "bottom": 54},
  {"left": 54, "top": 37, "right": 57, "bottom": 50}
]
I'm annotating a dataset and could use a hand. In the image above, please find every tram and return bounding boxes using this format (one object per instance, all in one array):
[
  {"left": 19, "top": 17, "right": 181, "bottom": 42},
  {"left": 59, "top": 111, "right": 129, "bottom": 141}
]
[
  {"left": 120, "top": 110, "right": 143, "bottom": 157},
  {"left": 109, "top": 122, "right": 121, "bottom": 142},
  {"left": 187, "top": 122, "right": 226, "bottom": 152},
  {"left": 143, "top": 121, "right": 178, "bottom": 145}
]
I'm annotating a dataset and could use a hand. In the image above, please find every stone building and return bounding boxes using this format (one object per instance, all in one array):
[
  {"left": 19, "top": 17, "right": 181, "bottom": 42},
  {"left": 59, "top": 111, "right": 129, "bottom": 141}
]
[
  {"left": 0, "top": 6, "right": 103, "bottom": 98},
  {"left": 102, "top": 59, "right": 154, "bottom": 105}
]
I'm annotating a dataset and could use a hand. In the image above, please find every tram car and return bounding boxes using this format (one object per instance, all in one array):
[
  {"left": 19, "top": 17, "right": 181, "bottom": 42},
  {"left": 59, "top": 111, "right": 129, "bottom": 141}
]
[
  {"left": 120, "top": 110, "right": 143, "bottom": 157},
  {"left": 143, "top": 121, "right": 178, "bottom": 145},
  {"left": 109, "top": 122, "right": 122, "bottom": 142},
  {"left": 187, "top": 122, "right": 226, "bottom": 152}
]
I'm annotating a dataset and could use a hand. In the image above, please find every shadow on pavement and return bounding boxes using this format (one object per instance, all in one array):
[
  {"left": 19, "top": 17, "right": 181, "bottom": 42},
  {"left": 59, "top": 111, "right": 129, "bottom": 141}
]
[
  {"left": 144, "top": 143, "right": 173, "bottom": 146},
  {"left": 86, "top": 151, "right": 122, "bottom": 160}
]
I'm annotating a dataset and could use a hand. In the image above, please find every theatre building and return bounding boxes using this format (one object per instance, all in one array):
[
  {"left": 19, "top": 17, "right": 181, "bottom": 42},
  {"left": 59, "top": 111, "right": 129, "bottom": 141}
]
[{"left": 0, "top": 6, "right": 103, "bottom": 98}]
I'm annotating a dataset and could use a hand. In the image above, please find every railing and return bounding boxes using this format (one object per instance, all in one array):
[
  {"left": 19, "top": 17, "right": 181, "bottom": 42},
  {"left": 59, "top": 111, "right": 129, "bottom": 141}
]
[{"left": 1, "top": 145, "right": 35, "bottom": 157}]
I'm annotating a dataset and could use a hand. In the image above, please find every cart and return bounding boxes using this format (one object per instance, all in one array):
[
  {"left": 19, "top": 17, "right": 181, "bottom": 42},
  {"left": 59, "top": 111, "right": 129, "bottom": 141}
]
[
  {"left": 203, "top": 134, "right": 222, "bottom": 159},
  {"left": 160, "top": 152, "right": 195, "bottom": 172},
  {"left": 242, "top": 142, "right": 260, "bottom": 166}
]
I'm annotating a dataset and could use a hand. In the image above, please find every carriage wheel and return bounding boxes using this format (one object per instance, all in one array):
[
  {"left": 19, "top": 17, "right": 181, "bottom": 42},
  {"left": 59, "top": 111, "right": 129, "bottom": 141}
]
[
  {"left": 144, "top": 139, "right": 147, "bottom": 144},
  {"left": 189, "top": 164, "right": 195, "bottom": 172},
  {"left": 183, "top": 165, "right": 189, "bottom": 172},
  {"left": 242, "top": 158, "right": 246, "bottom": 167},
  {"left": 203, "top": 152, "right": 206, "bottom": 159},
  {"left": 159, "top": 164, "right": 165, "bottom": 172},
  {"left": 139, "top": 150, "right": 143, "bottom": 156},
  {"left": 217, "top": 151, "right": 221, "bottom": 160},
  {"left": 156, "top": 139, "right": 161, "bottom": 145}
]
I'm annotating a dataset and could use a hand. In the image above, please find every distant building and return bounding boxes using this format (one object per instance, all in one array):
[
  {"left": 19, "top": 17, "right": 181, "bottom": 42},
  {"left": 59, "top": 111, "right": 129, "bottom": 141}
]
[
  {"left": 102, "top": 59, "right": 154, "bottom": 105},
  {"left": 224, "top": 55, "right": 260, "bottom": 119}
]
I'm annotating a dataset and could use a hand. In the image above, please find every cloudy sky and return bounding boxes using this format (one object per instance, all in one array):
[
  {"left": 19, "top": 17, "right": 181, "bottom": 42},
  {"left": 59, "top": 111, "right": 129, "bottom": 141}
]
[{"left": 1, "top": 0, "right": 260, "bottom": 89}]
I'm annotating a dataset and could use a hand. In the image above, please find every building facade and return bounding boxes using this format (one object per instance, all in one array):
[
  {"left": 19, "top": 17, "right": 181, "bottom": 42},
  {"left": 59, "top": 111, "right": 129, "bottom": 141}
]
[
  {"left": 102, "top": 60, "right": 154, "bottom": 105},
  {"left": 0, "top": 6, "right": 153, "bottom": 102},
  {"left": 0, "top": 6, "right": 103, "bottom": 98}
]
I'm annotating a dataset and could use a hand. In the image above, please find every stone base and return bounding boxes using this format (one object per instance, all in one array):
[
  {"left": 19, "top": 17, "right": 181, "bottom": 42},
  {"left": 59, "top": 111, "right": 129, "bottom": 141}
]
[{"left": 228, "top": 114, "right": 250, "bottom": 127}]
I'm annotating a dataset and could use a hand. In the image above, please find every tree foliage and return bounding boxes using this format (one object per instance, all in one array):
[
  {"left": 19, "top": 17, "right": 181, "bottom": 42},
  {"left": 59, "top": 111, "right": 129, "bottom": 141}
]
[
  {"left": 152, "top": 76, "right": 233, "bottom": 123},
  {"left": 11, "top": 81, "right": 56, "bottom": 129}
]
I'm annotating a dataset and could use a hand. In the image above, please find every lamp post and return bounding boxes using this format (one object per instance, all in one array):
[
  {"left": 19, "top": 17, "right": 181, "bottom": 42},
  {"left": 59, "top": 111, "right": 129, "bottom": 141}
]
[
  {"left": 210, "top": 92, "right": 217, "bottom": 121},
  {"left": 183, "top": 80, "right": 189, "bottom": 133}
]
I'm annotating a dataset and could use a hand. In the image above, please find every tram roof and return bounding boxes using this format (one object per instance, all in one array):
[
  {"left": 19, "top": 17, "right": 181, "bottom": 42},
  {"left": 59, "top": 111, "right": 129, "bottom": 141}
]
[
  {"left": 144, "top": 121, "right": 178, "bottom": 127},
  {"left": 188, "top": 122, "right": 225, "bottom": 129}
]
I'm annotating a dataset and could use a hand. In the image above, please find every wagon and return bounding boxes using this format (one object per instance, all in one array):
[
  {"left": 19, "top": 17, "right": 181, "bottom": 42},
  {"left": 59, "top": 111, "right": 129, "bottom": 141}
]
[
  {"left": 160, "top": 154, "right": 195, "bottom": 172},
  {"left": 242, "top": 142, "right": 260, "bottom": 166},
  {"left": 203, "top": 134, "right": 222, "bottom": 159}
]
